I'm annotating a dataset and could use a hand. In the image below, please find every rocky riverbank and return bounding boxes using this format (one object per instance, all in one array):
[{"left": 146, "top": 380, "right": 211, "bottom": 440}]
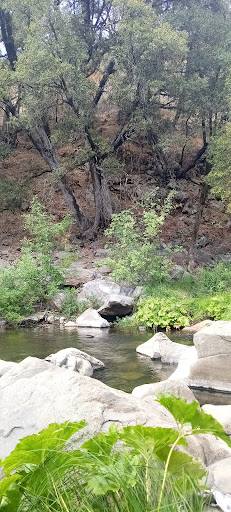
[{"left": 1, "top": 320, "right": 231, "bottom": 509}]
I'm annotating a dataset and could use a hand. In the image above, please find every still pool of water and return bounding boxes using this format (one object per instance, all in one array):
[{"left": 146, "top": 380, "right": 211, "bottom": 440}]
[{"left": 0, "top": 326, "right": 231, "bottom": 405}]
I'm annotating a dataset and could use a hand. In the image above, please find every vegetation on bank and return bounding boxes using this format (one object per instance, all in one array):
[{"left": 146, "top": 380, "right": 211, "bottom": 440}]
[
  {"left": 1, "top": 394, "right": 230, "bottom": 512},
  {"left": 1, "top": 196, "right": 231, "bottom": 327},
  {"left": 0, "top": 199, "right": 72, "bottom": 323},
  {"left": 106, "top": 202, "right": 231, "bottom": 330}
]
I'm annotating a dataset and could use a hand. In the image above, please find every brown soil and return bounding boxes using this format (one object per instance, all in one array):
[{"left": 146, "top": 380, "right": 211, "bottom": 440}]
[{"left": 1, "top": 131, "right": 231, "bottom": 266}]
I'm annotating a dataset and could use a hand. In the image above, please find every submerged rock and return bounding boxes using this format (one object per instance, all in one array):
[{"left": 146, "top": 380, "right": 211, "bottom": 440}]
[{"left": 136, "top": 332, "right": 189, "bottom": 363}]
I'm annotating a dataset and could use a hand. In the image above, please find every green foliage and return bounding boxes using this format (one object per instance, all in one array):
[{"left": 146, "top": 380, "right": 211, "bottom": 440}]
[
  {"left": 134, "top": 296, "right": 190, "bottom": 328},
  {"left": 61, "top": 288, "right": 80, "bottom": 319},
  {"left": 2, "top": 394, "right": 229, "bottom": 511},
  {"left": 105, "top": 193, "right": 174, "bottom": 285},
  {"left": 115, "top": 315, "right": 140, "bottom": 331},
  {"left": 0, "top": 141, "right": 12, "bottom": 161},
  {"left": 207, "top": 124, "right": 231, "bottom": 209},
  {"left": 0, "top": 179, "right": 26, "bottom": 211},
  {"left": 61, "top": 290, "right": 104, "bottom": 320},
  {"left": 0, "top": 198, "right": 72, "bottom": 323}
]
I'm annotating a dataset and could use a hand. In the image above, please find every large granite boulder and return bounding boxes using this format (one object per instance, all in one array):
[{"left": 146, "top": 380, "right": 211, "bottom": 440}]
[
  {"left": 169, "top": 346, "right": 198, "bottom": 381},
  {"left": 49, "top": 292, "right": 65, "bottom": 311},
  {"left": 98, "top": 296, "right": 133, "bottom": 317},
  {"left": 136, "top": 332, "right": 190, "bottom": 363},
  {"left": 188, "top": 355, "right": 231, "bottom": 393},
  {"left": 76, "top": 308, "right": 110, "bottom": 328},
  {"left": 193, "top": 321, "right": 231, "bottom": 359},
  {"left": 78, "top": 279, "right": 134, "bottom": 318},
  {"left": 45, "top": 347, "right": 105, "bottom": 377},
  {"left": 202, "top": 405, "right": 231, "bottom": 436},
  {"left": 132, "top": 379, "right": 196, "bottom": 403},
  {"left": 0, "top": 357, "right": 175, "bottom": 459},
  {"left": 0, "top": 360, "right": 17, "bottom": 378},
  {"left": 171, "top": 321, "right": 231, "bottom": 393},
  {"left": 207, "top": 457, "right": 231, "bottom": 494}
]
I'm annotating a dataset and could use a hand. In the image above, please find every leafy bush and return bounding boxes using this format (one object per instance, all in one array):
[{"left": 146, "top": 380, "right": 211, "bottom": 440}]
[
  {"left": 105, "top": 192, "right": 174, "bottom": 285},
  {"left": 115, "top": 315, "right": 140, "bottom": 331},
  {"left": 193, "top": 263, "right": 231, "bottom": 296},
  {"left": 61, "top": 290, "right": 104, "bottom": 320},
  {"left": 1, "top": 394, "right": 229, "bottom": 512},
  {"left": 0, "top": 141, "right": 12, "bottom": 160},
  {"left": 134, "top": 296, "right": 191, "bottom": 328},
  {"left": 0, "top": 198, "right": 72, "bottom": 323},
  {"left": 0, "top": 179, "right": 26, "bottom": 211}
]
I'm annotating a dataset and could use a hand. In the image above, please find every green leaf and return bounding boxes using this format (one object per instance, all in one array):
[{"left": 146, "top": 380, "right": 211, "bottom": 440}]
[
  {"left": 1, "top": 421, "right": 86, "bottom": 477},
  {"left": 157, "top": 394, "right": 231, "bottom": 448}
]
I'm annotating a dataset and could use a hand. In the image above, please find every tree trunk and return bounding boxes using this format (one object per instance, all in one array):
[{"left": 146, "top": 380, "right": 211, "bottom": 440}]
[
  {"left": 89, "top": 159, "right": 112, "bottom": 236},
  {"left": 28, "top": 125, "right": 90, "bottom": 231},
  {"left": 187, "top": 182, "right": 209, "bottom": 273}
]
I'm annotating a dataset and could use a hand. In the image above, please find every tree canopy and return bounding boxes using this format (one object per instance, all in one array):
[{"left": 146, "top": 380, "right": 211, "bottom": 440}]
[{"left": 0, "top": 0, "right": 231, "bottom": 234}]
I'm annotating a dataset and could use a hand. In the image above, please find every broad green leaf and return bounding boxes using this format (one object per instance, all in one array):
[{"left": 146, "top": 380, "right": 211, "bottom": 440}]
[
  {"left": 81, "top": 425, "right": 118, "bottom": 456},
  {"left": 1, "top": 421, "right": 86, "bottom": 476},
  {"left": 0, "top": 475, "right": 22, "bottom": 512},
  {"left": 119, "top": 425, "right": 186, "bottom": 459},
  {"left": 157, "top": 394, "right": 231, "bottom": 448},
  {"left": 84, "top": 451, "right": 139, "bottom": 495}
]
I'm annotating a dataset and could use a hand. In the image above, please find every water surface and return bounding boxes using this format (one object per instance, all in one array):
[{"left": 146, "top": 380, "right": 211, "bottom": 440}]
[{"left": 0, "top": 326, "right": 230, "bottom": 405}]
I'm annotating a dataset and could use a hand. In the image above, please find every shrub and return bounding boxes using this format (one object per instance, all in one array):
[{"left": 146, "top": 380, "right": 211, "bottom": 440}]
[
  {"left": 0, "top": 198, "right": 72, "bottom": 323},
  {"left": 0, "top": 179, "right": 26, "bottom": 211},
  {"left": 134, "top": 296, "right": 191, "bottom": 328},
  {"left": 115, "top": 315, "right": 140, "bottom": 331},
  {"left": 105, "top": 192, "right": 174, "bottom": 285},
  {"left": 1, "top": 394, "right": 229, "bottom": 512}
]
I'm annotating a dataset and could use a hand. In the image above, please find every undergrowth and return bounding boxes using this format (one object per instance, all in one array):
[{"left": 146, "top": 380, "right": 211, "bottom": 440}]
[
  {"left": 1, "top": 394, "right": 227, "bottom": 512},
  {"left": 117, "top": 263, "right": 231, "bottom": 330}
]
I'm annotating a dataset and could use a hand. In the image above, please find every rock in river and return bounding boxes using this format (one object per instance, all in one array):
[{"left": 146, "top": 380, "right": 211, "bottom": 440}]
[
  {"left": 136, "top": 332, "right": 189, "bottom": 363},
  {"left": 45, "top": 347, "right": 105, "bottom": 377},
  {"left": 76, "top": 308, "right": 110, "bottom": 328}
]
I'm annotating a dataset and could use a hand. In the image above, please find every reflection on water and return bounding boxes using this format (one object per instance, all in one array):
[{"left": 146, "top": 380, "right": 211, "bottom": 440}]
[
  {"left": 0, "top": 326, "right": 183, "bottom": 392},
  {"left": 0, "top": 326, "right": 230, "bottom": 404}
]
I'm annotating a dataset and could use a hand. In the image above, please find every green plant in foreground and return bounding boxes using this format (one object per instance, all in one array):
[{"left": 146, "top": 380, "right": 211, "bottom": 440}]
[
  {"left": 0, "top": 198, "right": 72, "bottom": 323},
  {"left": 1, "top": 394, "right": 230, "bottom": 511}
]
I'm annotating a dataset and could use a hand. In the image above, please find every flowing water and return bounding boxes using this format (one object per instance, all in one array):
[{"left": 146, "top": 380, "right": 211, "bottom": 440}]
[{"left": 0, "top": 325, "right": 230, "bottom": 405}]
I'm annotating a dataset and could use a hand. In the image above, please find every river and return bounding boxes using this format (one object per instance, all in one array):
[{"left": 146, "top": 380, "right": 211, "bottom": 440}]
[{"left": 0, "top": 325, "right": 230, "bottom": 405}]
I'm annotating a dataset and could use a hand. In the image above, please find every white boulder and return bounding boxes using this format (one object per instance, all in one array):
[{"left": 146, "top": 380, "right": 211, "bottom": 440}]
[
  {"left": 0, "top": 360, "right": 17, "bottom": 378},
  {"left": 202, "top": 404, "right": 231, "bottom": 436},
  {"left": 45, "top": 347, "right": 105, "bottom": 377},
  {"left": 194, "top": 321, "right": 231, "bottom": 359},
  {"left": 132, "top": 379, "right": 196, "bottom": 403},
  {"left": 76, "top": 308, "right": 109, "bottom": 328},
  {"left": 136, "top": 332, "right": 190, "bottom": 363},
  {"left": 0, "top": 357, "right": 174, "bottom": 459}
]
